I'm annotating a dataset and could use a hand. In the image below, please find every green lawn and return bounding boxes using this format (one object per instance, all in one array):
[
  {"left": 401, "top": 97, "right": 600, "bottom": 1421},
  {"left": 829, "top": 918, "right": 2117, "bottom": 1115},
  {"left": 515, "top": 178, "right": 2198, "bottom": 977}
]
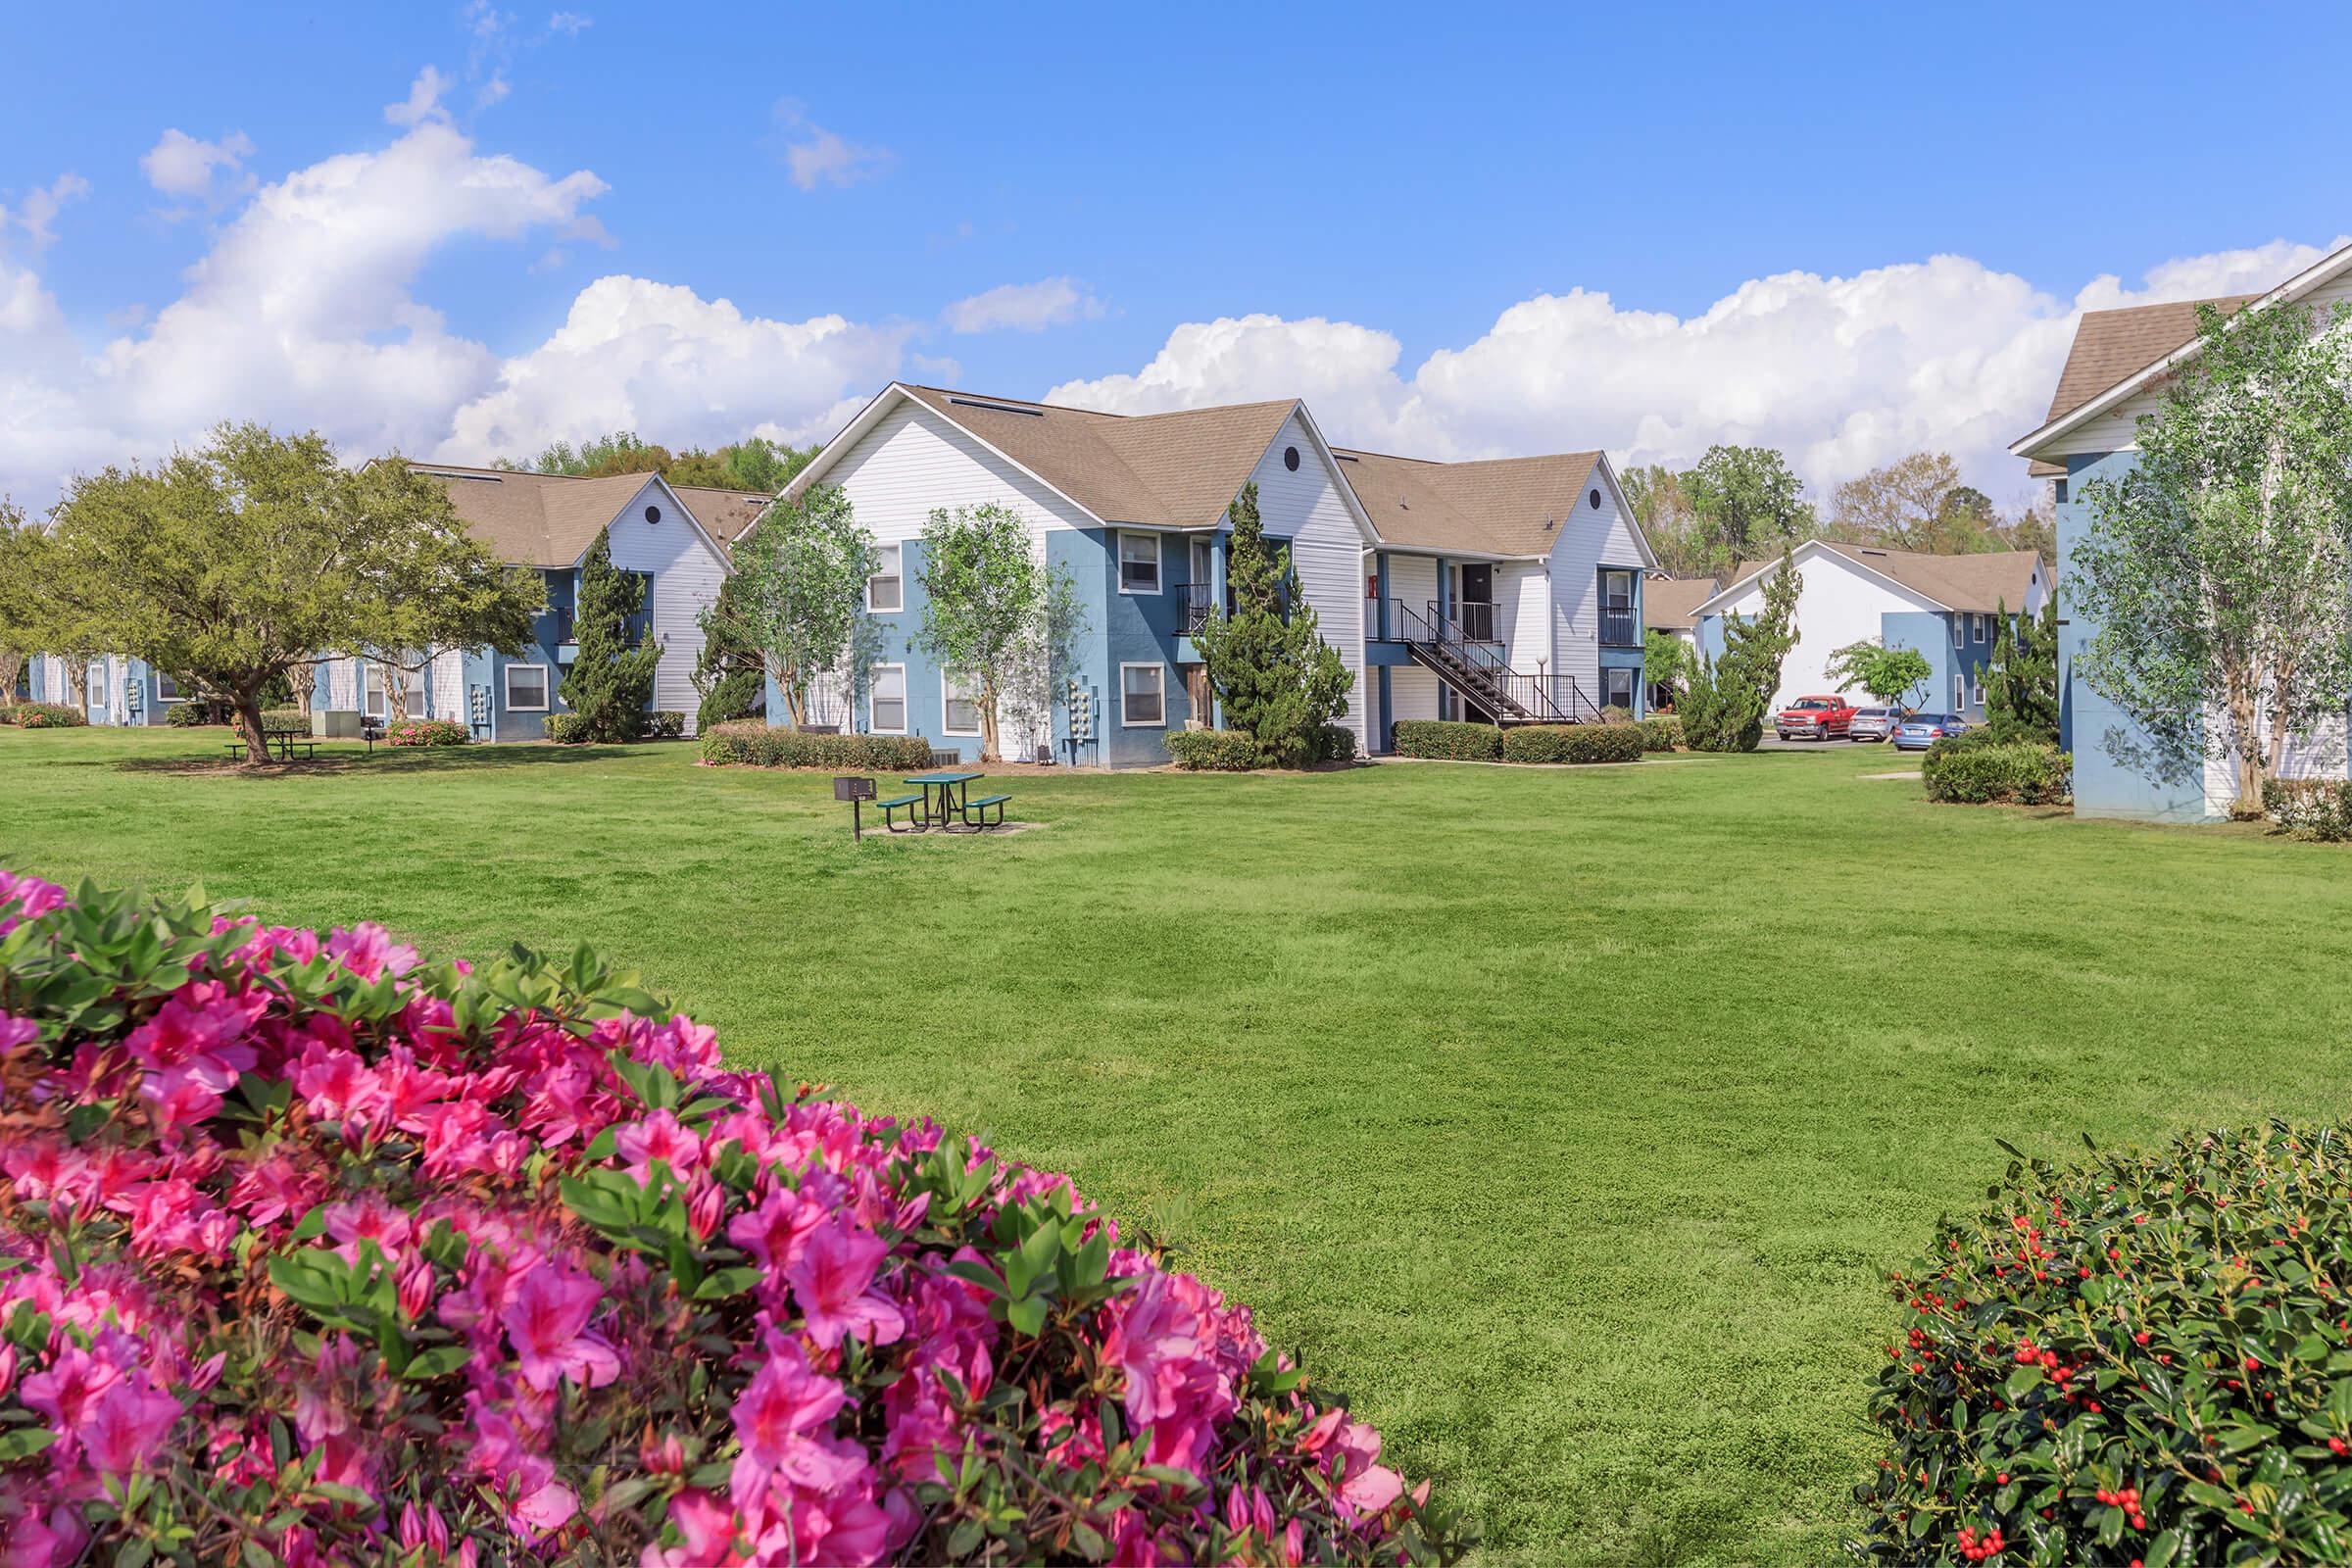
[{"left": 5, "top": 727, "right": 2349, "bottom": 1565}]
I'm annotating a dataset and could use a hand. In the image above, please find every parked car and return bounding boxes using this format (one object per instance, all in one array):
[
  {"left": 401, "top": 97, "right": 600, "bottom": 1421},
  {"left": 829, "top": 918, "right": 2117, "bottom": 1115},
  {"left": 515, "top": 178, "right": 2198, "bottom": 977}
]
[
  {"left": 1846, "top": 706, "right": 1901, "bottom": 743},
  {"left": 1775, "top": 695, "right": 1857, "bottom": 741},
  {"left": 1891, "top": 712, "right": 1969, "bottom": 751}
]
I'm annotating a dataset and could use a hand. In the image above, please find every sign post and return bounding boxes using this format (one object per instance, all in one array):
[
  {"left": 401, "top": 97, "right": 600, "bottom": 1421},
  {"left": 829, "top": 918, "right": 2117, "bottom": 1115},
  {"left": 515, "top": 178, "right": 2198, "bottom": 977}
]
[{"left": 833, "top": 776, "right": 877, "bottom": 842}]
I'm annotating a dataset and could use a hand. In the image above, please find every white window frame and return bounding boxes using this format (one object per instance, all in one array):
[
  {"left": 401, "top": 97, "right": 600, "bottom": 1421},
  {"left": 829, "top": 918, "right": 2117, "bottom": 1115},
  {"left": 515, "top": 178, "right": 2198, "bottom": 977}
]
[
  {"left": 1972, "top": 613, "right": 1987, "bottom": 644},
  {"left": 866, "top": 545, "right": 904, "bottom": 613},
  {"left": 1971, "top": 674, "right": 1985, "bottom": 710},
  {"left": 1117, "top": 531, "right": 1163, "bottom": 595},
  {"left": 1953, "top": 674, "right": 1967, "bottom": 712},
  {"left": 1603, "top": 666, "right": 1636, "bottom": 710},
  {"left": 1119, "top": 662, "right": 1167, "bottom": 727},
  {"left": 505, "top": 662, "right": 550, "bottom": 712},
  {"left": 940, "top": 669, "right": 982, "bottom": 737},
  {"left": 869, "top": 663, "right": 907, "bottom": 735},
  {"left": 1950, "top": 617, "right": 1966, "bottom": 650},
  {"left": 154, "top": 670, "right": 185, "bottom": 704},
  {"left": 364, "top": 663, "right": 389, "bottom": 720}
]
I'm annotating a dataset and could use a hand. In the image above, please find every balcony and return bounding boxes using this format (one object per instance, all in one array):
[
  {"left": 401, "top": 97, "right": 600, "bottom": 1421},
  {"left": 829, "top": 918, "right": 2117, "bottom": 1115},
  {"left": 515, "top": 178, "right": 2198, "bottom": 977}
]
[
  {"left": 1599, "top": 610, "right": 1638, "bottom": 648},
  {"left": 1454, "top": 599, "right": 1497, "bottom": 643},
  {"left": 1181, "top": 582, "right": 1215, "bottom": 635}
]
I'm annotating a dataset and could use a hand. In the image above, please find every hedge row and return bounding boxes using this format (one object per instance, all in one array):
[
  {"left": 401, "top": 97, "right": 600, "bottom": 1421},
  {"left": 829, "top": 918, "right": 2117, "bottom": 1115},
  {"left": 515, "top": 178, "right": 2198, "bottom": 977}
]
[
  {"left": 1637, "top": 715, "right": 1683, "bottom": 753},
  {"left": 701, "top": 721, "right": 938, "bottom": 770},
  {"left": 1164, "top": 729, "right": 1256, "bottom": 770},
  {"left": 0, "top": 702, "right": 87, "bottom": 729},
  {"left": 1500, "top": 724, "right": 1646, "bottom": 764},
  {"left": 1392, "top": 720, "right": 1501, "bottom": 761},
  {"left": 387, "top": 717, "right": 468, "bottom": 748},
  {"left": 1921, "top": 739, "right": 2071, "bottom": 806},
  {"left": 2262, "top": 777, "right": 2352, "bottom": 841}
]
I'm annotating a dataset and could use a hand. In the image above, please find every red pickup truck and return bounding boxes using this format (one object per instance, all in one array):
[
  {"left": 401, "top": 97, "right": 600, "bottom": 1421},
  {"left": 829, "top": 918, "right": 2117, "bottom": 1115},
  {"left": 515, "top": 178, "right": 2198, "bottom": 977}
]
[{"left": 1775, "top": 695, "right": 1857, "bottom": 741}]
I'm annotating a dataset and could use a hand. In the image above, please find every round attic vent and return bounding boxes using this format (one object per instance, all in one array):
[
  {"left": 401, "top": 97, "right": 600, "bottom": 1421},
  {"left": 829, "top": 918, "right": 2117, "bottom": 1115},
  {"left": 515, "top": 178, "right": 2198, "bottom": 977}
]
[
  {"left": 1283, "top": 446, "right": 1300, "bottom": 471},
  {"left": 1588, "top": 488, "right": 1601, "bottom": 510},
  {"left": 645, "top": 505, "right": 662, "bottom": 524}
]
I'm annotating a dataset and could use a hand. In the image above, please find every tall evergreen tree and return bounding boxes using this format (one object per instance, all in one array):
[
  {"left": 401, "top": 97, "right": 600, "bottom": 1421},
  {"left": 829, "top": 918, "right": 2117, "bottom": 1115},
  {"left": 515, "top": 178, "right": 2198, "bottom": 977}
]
[
  {"left": 557, "top": 526, "right": 661, "bottom": 742},
  {"left": 1195, "top": 482, "right": 1352, "bottom": 767},
  {"left": 1984, "top": 597, "right": 2060, "bottom": 741},
  {"left": 691, "top": 570, "right": 765, "bottom": 729},
  {"left": 1679, "top": 552, "right": 1801, "bottom": 753}
]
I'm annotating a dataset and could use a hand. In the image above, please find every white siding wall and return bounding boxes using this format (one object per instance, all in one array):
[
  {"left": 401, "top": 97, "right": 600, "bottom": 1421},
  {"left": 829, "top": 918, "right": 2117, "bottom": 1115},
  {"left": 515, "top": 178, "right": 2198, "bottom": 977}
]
[
  {"left": 430, "top": 649, "right": 464, "bottom": 719},
  {"left": 824, "top": 399, "right": 1097, "bottom": 546},
  {"left": 1546, "top": 476, "right": 1647, "bottom": 712},
  {"left": 328, "top": 659, "right": 358, "bottom": 711},
  {"left": 2277, "top": 713, "right": 2348, "bottom": 782},
  {"left": 605, "top": 479, "right": 731, "bottom": 734},
  {"left": 1250, "top": 412, "right": 1368, "bottom": 747},
  {"left": 1709, "top": 549, "right": 1940, "bottom": 712},
  {"left": 1388, "top": 554, "right": 1439, "bottom": 631},
  {"left": 1498, "top": 563, "right": 1548, "bottom": 671},
  {"left": 1392, "top": 665, "right": 1441, "bottom": 723}
]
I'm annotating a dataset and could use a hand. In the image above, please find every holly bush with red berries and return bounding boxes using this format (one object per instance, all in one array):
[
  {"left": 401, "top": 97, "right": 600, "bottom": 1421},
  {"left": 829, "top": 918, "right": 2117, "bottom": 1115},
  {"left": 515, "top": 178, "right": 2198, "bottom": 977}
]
[
  {"left": 1855, "top": 1124, "right": 2352, "bottom": 1565},
  {"left": 0, "top": 869, "right": 1469, "bottom": 1566}
]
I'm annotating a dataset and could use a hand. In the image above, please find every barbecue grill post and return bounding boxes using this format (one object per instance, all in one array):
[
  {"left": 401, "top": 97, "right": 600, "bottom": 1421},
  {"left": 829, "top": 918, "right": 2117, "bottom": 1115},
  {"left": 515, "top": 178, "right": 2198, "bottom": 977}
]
[{"left": 833, "top": 776, "right": 877, "bottom": 842}]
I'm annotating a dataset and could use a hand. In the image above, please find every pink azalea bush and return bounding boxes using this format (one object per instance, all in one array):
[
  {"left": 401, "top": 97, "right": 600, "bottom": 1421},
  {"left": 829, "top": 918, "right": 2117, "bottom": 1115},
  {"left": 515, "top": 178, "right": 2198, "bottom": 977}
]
[{"left": 0, "top": 869, "right": 1465, "bottom": 1566}]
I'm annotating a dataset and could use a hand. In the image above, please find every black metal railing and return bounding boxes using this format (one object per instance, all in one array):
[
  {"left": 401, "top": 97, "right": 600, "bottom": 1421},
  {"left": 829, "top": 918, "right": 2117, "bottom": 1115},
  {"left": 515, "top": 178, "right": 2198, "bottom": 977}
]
[
  {"left": 1181, "top": 582, "right": 1214, "bottom": 635},
  {"left": 1455, "top": 599, "right": 1496, "bottom": 642},
  {"left": 1599, "top": 610, "right": 1638, "bottom": 647}
]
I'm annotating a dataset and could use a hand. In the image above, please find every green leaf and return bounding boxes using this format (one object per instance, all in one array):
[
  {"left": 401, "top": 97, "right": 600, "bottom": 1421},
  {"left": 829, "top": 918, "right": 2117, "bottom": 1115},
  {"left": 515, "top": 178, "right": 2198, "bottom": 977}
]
[
  {"left": 0, "top": 1427, "right": 57, "bottom": 1460},
  {"left": 402, "top": 1345, "right": 471, "bottom": 1380}
]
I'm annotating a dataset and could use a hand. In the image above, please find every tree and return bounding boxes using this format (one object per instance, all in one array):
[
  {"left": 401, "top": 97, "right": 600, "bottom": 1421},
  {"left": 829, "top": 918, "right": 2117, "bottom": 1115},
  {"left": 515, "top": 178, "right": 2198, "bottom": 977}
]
[
  {"left": 714, "top": 485, "right": 876, "bottom": 730},
  {"left": 691, "top": 571, "right": 766, "bottom": 729},
  {"left": 1194, "top": 482, "right": 1353, "bottom": 767},
  {"left": 557, "top": 526, "right": 662, "bottom": 742},
  {"left": 1642, "top": 627, "right": 1691, "bottom": 710},
  {"left": 1678, "top": 552, "right": 1801, "bottom": 752},
  {"left": 1685, "top": 446, "right": 1813, "bottom": 568},
  {"left": 40, "top": 424, "right": 540, "bottom": 762},
  {"left": 0, "top": 503, "right": 38, "bottom": 704},
  {"left": 1984, "top": 597, "right": 2060, "bottom": 741},
  {"left": 2074, "top": 298, "right": 2352, "bottom": 811},
  {"left": 915, "top": 504, "right": 1080, "bottom": 762},
  {"left": 1624, "top": 465, "right": 1709, "bottom": 575},
  {"left": 1824, "top": 637, "right": 1934, "bottom": 710},
  {"left": 502, "top": 432, "right": 819, "bottom": 494}
]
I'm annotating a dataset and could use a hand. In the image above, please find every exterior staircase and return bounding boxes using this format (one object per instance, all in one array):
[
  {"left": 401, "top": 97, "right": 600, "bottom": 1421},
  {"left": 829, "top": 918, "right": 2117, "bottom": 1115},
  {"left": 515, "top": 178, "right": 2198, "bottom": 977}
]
[{"left": 1392, "top": 601, "right": 1599, "bottom": 725}]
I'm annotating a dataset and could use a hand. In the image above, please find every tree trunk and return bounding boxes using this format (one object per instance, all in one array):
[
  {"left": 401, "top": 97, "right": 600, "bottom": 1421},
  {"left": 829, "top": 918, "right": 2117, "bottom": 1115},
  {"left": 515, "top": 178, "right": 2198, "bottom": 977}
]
[
  {"left": 234, "top": 686, "right": 271, "bottom": 765},
  {"left": 2225, "top": 673, "right": 2265, "bottom": 818},
  {"left": 978, "top": 676, "right": 1002, "bottom": 763},
  {"left": 781, "top": 665, "right": 808, "bottom": 729},
  {"left": 66, "top": 661, "right": 88, "bottom": 710}
]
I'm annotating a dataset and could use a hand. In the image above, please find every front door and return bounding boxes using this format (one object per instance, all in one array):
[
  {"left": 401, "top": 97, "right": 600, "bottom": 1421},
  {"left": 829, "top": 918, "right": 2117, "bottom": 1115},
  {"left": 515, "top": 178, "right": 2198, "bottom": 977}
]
[{"left": 1458, "top": 564, "right": 1494, "bottom": 641}]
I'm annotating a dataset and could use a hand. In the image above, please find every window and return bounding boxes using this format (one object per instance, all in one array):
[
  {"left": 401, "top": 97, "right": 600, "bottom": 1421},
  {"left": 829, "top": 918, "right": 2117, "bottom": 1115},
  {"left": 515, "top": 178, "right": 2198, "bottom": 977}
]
[
  {"left": 1972, "top": 613, "right": 1986, "bottom": 644},
  {"left": 1954, "top": 674, "right": 1967, "bottom": 712},
  {"left": 1951, "top": 617, "right": 1966, "bottom": 650},
  {"left": 1118, "top": 531, "right": 1162, "bottom": 594},
  {"left": 941, "top": 670, "right": 981, "bottom": 736},
  {"left": 1120, "top": 662, "right": 1166, "bottom": 726},
  {"left": 1971, "top": 675, "right": 1985, "bottom": 710},
  {"left": 364, "top": 664, "right": 388, "bottom": 720},
  {"left": 1604, "top": 666, "right": 1635, "bottom": 710},
  {"left": 155, "top": 671, "right": 184, "bottom": 703},
  {"left": 1283, "top": 446, "right": 1300, "bottom": 472},
  {"left": 870, "top": 665, "right": 906, "bottom": 734},
  {"left": 1191, "top": 537, "right": 1213, "bottom": 583},
  {"left": 623, "top": 570, "right": 656, "bottom": 646},
  {"left": 1603, "top": 570, "right": 1634, "bottom": 612},
  {"left": 505, "top": 663, "right": 549, "bottom": 712},
  {"left": 2054, "top": 478, "right": 2070, "bottom": 505},
  {"left": 867, "top": 545, "right": 903, "bottom": 612}
]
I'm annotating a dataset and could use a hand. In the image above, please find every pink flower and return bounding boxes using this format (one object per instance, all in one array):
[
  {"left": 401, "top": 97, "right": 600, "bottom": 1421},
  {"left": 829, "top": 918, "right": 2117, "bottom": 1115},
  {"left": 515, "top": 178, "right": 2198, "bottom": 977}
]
[
  {"left": 727, "top": 1187, "right": 824, "bottom": 1273},
  {"left": 322, "top": 1195, "right": 414, "bottom": 1265},
  {"left": 76, "top": 1378, "right": 182, "bottom": 1477},
  {"left": 0, "top": 870, "right": 65, "bottom": 937},
  {"left": 728, "top": 1338, "right": 847, "bottom": 1502},
  {"left": 786, "top": 1216, "right": 906, "bottom": 1351},
  {"left": 21, "top": 1343, "right": 122, "bottom": 1435},
  {"left": 502, "top": 1262, "right": 620, "bottom": 1392},
  {"left": 292, "top": 1044, "right": 388, "bottom": 1129},
  {"left": 612, "top": 1109, "right": 703, "bottom": 1181},
  {"left": 641, "top": 1490, "right": 741, "bottom": 1568},
  {"left": 325, "top": 923, "right": 416, "bottom": 981}
]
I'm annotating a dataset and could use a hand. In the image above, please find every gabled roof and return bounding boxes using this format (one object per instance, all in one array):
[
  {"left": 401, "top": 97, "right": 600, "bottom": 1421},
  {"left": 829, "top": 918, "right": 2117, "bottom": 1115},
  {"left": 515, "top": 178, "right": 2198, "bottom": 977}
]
[
  {"left": 2014, "top": 240, "right": 2352, "bottom": 458},
  {"left": 1703, "top": 540, "right": 2042, "bottom": 616},
  {"left": 1334, "top": 447, "right": 1609, "bottom": 559},
  {"left": 670, "top": 485, "right": 768, "bottom": 545},
  {"left": 406, "top": 463, "right": 749, "bottom": 567},
  {"left": 1641, "top": 576, "right": 1719, "bottom": 632}
]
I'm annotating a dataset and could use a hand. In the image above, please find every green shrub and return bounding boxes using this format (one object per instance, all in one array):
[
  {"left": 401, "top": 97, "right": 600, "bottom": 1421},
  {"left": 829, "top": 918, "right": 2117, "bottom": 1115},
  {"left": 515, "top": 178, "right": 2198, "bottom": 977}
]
[
  {"left": 386, "top": 717, "right": 467, "bottom": 748},
  {"left": 1392, "top": 719, "right": 1502, "bottom": 760},
  {"left": 646, "top": 710, "right": 686, "bottom": 740},
  {"left": 164, "top": 701, "right": 216, "bottom": 727},
  {"left": 1311, "top": 723, "right": 1358, "bottom": 763},
  {"left": 1637, "top": 714, "right": 1683, "bottom": 753},
  {"left": 1598, "top": 704, "right": 1634, "bottom": 724},
  {"left": 1856, "top": 1122, "right": 2352, "bottom": 1565},
  {"left": 699, "top": 721, "right": 936, "bottom": 771},
  {"left": 1165, "top": 728, "right": 1256, "bottom": 770},
  {"left": 3, "top": 702, "right": 89, "bottom": 729},
  {"left": 1921, "top": 740, "right": 2072, "bottom": 805},
  {"left": 1500, "top": 724, "right": 1647, "bottom": 764},
  {"left": 2261, "top": 777, "right": 2352, "bottom": 841},
  {"left": 541, "top": 712, "right": 586, "bottom": 745},
  {"left": 261, "top": 709, "right": 309, "bottom": 736}
]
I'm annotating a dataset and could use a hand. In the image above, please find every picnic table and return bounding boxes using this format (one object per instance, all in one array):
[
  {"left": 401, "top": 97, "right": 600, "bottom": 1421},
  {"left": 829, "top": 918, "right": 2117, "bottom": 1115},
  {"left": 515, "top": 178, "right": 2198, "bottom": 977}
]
[
  {"left": 881, "top": 769, "right": 1013, "bottom": 833},
  {"left": 224, "top": 733, "right": 318, "bottom": 763}
]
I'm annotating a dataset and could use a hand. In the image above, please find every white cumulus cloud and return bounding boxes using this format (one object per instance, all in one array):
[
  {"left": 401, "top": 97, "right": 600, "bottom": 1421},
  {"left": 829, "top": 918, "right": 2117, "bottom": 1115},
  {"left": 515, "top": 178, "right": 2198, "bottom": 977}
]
[
  {"left": 139, "top": 129, "right": 257, "bottom": 204},
  {"left": 10, "top": 173, "right": 90, "bottom": 253},
  {"left": 942, "top": 276, "right": 1104, "bottom": 334},
  {"left": 439, "top": 275, "right": 912, "bottom": 462},
  {"left": 385, "top": 67, "right": 452, "bottom": 127},
  {"left": 773, "top": 101, "right": 893, "bottom": 191},
  {"left": 1050, "top": 240, "right": 2349, "bottom": 501}
]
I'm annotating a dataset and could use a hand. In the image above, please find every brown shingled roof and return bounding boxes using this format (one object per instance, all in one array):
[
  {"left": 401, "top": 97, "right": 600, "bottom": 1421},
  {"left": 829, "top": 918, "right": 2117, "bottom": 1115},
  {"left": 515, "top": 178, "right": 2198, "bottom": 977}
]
[
  {"left": 1727, "top": 542, "right": 2041, "bottom": 613},
  {"left": 1334, "top": 448, "right": 1605, "bottom": 558},
  {"left": 406, "top": 464, "right": 749, "bottom": 566},
  {"left": 2043, "top": 295, "right": 2256, "bottom": 424},
  {"left": 1641, "top": 576, "right": 1719, "bottom": 632}
]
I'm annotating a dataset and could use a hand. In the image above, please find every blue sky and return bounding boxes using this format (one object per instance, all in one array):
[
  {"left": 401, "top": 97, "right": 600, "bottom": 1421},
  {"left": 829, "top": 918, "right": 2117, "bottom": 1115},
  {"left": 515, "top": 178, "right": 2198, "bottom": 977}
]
[{"left": 1, "top": 1, "right": 2345, "bottom": 507}]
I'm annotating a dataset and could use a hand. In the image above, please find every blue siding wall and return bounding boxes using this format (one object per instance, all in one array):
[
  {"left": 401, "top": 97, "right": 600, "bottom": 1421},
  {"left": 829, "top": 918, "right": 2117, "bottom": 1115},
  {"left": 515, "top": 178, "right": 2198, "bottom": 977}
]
[{"left": 1878, "top": 612, "right": 1950, "bottom": 710}]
